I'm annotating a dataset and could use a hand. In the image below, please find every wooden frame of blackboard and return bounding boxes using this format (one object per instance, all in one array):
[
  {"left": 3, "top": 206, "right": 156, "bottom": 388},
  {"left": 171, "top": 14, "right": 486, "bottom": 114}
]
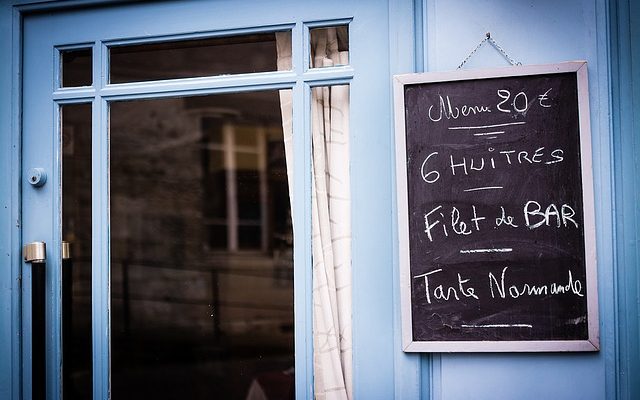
[{"left": 393, "top": 62, "right": 599, "bottom": 352}]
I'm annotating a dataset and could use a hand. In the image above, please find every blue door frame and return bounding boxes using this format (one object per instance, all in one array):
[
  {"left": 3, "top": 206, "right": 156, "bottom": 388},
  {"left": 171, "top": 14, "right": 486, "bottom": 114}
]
[
  {"left": 609, "top": 0, "right": 640, "bottom": 398},
  {"left": 2, "top": 1, "right": 638, "bottom": 400},
  {"left": 0, "top": 1, "right": 419, "bottom": 399}
]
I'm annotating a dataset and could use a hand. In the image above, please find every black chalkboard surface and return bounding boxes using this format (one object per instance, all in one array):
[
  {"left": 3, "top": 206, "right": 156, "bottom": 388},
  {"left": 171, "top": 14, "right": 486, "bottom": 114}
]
[{"left": 394, "top": 62, "right": 599, "bottom": 352}]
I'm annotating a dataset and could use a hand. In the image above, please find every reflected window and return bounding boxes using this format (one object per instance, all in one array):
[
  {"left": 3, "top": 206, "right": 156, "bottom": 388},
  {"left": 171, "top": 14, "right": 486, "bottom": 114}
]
[
  {"left": 110, "top": 31, "right": 292, "bottom": 83},
  {"left": 110, "top": 90, "right": 293, "bottom": 399},
  {"left": 61, "top": 103, "right": 93, "bottom": 399},
  {"left": 61, "top": 48, "right": 92, "bottom": 87},
  {"left": 202, "top": 118, "right": 288, "bottom": 252}
]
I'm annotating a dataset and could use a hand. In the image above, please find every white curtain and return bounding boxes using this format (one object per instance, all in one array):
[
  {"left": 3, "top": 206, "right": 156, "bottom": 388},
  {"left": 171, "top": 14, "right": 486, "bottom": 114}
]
[{"left": 276, "top": 29, "right": 352, "bottom": 400}]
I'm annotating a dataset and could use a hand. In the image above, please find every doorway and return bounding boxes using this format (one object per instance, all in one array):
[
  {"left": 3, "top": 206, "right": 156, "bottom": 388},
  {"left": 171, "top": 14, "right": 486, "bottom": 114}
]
[{"left": 20, "top": 1, "right": 395, "bottom": 398}]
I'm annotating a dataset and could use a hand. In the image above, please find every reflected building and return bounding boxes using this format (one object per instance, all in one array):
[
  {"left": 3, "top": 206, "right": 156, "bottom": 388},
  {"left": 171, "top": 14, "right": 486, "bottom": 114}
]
[{"left": 62, "top": 33, "right": 294, "bottom": 400}]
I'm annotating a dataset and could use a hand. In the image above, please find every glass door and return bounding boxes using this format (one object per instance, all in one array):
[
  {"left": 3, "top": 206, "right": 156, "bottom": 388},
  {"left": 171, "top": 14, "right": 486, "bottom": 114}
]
[
  {"left": 22, "top": 1, "right": 393, "bottom": 398},
  {"left": 65, "top": 92, "right": 296, "bottom": 400}
]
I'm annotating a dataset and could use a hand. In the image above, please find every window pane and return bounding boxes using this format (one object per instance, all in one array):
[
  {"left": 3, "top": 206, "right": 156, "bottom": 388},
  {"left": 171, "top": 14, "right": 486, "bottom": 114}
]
[
  {"left": 202, "top": 117, "right": 224, "bottom": 144},
  {"left": 237, "top": 168, "right": 261, "bottom": 221},
  {"left": 110, "top": 31, "right": 292, "bottom": 84},
  {"left": 207, "top": 224, "right": 228, "bottom": 249},
  {"left": 238, "top": 225, "right": 262, "bottom": 249},
  {"left": 110, "top": 90, "right": 293, "bottom": 399},
  {"left": 61, "top": 103, "right": 93, "bottom": 400},
  {"left": 236, "top": 152, "right": 259, "bottom": 170},
  {"left": 235, "top": 125, "right": 260, "bottom": 147},
  {"left": 61, "top": 48, "right": 92, "bottom": 87},
  {"left": 309, "top": 25, "right": 349, "bottom": 68}
]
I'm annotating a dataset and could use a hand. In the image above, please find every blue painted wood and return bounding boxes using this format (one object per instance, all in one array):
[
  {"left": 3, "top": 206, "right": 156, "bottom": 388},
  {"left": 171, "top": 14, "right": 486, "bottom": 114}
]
[
  {"left": 389, "top": 0, "right": 423, "bottom": 399},
  {"left": 421, "top": 0, "right": 615, "bottom": 398},
  {"left": 93, "top": 95, "right": 109, "bottom": 400},
  {"left": 22, "top": 13, "right": 62, "bottom": 398},
  {"left": 17, "top": 2, "right": 398, "bottom": 400},
  {"left": 413, "top": 0, "right": 425, "bottom": 74},
  {"left": 284, "top": 19, "right": 312, "bottom": 400},
  {"left": 609, "top": 0, "right": 640, "bottom": 398},
  {"left": 0, "top": 4, "right": 23, "bottom": 400},
  {"left": 349, "top": 1, "right": 397, "bottom": 397},
  {"left": 6, "top": 2, "right": 626, "bottom": 400}
]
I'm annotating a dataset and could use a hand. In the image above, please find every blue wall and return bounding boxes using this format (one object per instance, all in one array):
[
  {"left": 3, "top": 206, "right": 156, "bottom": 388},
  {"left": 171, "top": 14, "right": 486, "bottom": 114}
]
[
  {"left": 1, "top": 0, "right": 638, "bottom": 399},
  {"left": 418, "top": 0, "right": 616, "bottom": 399},
  {"left": 609, "top": 0, "right": 640, "bottom": 398}
]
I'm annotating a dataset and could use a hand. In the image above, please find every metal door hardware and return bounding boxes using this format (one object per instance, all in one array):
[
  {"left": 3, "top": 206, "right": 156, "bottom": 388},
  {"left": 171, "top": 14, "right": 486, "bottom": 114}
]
[
  {"left": 27, "top": 168, "right": 47, "bottom": 187},
  {"left": 23, "top": 241, "right": 71, "bottom": 262},
  {"left": 23, "top": 241, "right": 46, "bottom": 263},
  {"left": 62, "top": 241, "right": 70, "bottom": 260}
]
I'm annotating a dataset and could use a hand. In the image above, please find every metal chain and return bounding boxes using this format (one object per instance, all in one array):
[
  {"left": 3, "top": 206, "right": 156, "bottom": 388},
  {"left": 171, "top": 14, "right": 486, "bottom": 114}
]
[{"left": 457, "top": 32, "right": 522, "bottom": 69}]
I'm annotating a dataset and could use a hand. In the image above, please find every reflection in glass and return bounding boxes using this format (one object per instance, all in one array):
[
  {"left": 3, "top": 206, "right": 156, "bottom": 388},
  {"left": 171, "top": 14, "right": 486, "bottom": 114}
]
[
  {"left": 61, "top": 103, "right": 93, "bottom": 399},
  {"left": 110, "top": 31, "right": 292, "bottom": 84},
  {"left": 110, "top": 90, "right": 294, "bottom": 399},
  {"left": 309, "top": 25, "right": 349, "bottom": 68},
  {"left": 61, "top": 48, "right": 92, "bottom": 87}
]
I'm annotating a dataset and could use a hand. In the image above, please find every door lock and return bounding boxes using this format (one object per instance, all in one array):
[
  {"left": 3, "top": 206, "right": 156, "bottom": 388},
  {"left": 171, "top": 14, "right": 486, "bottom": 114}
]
[{"left": 27, "top": 168, "right": 47, "bottom": 187}]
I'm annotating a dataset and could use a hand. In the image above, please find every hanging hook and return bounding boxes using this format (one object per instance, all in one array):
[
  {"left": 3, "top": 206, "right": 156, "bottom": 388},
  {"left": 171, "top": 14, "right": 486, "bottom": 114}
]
[{"left": 457, "top": 32, "right": 521, "bottom": 69}]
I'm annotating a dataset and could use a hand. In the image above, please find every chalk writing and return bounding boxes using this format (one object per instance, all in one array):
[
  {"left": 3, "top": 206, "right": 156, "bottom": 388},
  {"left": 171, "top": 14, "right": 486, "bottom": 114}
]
[
  {"left": 460, "top": 248, "right": 513, "bottom": 254},
  {"left": 400, "top": 68, "right": 592, "bottom": 344},
  {"left": 461, "top": 324, "right": 533, "bottom": 328},
  {"left": 413, "top": 269, "right": 478, "bottom": 304},
  {"left": 423, "top": 202, "right": 579, "bottom": 243},
  {"left": 419, "top": 146, "right": 565, "bottom": 184},
  {"left": 428, "top": 95, "right": 492, "bottom": 122},
  {"left": 427, "top": 88, "right": 554, "bottom": 123},
  {"left": 413, "top": 266, "right": 584, "bottom": 304},
  {"left": 488, "top": 267, "right": 584, "bottom": 299}
]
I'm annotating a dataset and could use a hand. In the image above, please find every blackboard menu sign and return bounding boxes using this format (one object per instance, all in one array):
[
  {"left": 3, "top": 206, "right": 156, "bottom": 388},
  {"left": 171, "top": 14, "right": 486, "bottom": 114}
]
[{"left": 394, "top": 62, "right": 599, "bottom": 352}]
